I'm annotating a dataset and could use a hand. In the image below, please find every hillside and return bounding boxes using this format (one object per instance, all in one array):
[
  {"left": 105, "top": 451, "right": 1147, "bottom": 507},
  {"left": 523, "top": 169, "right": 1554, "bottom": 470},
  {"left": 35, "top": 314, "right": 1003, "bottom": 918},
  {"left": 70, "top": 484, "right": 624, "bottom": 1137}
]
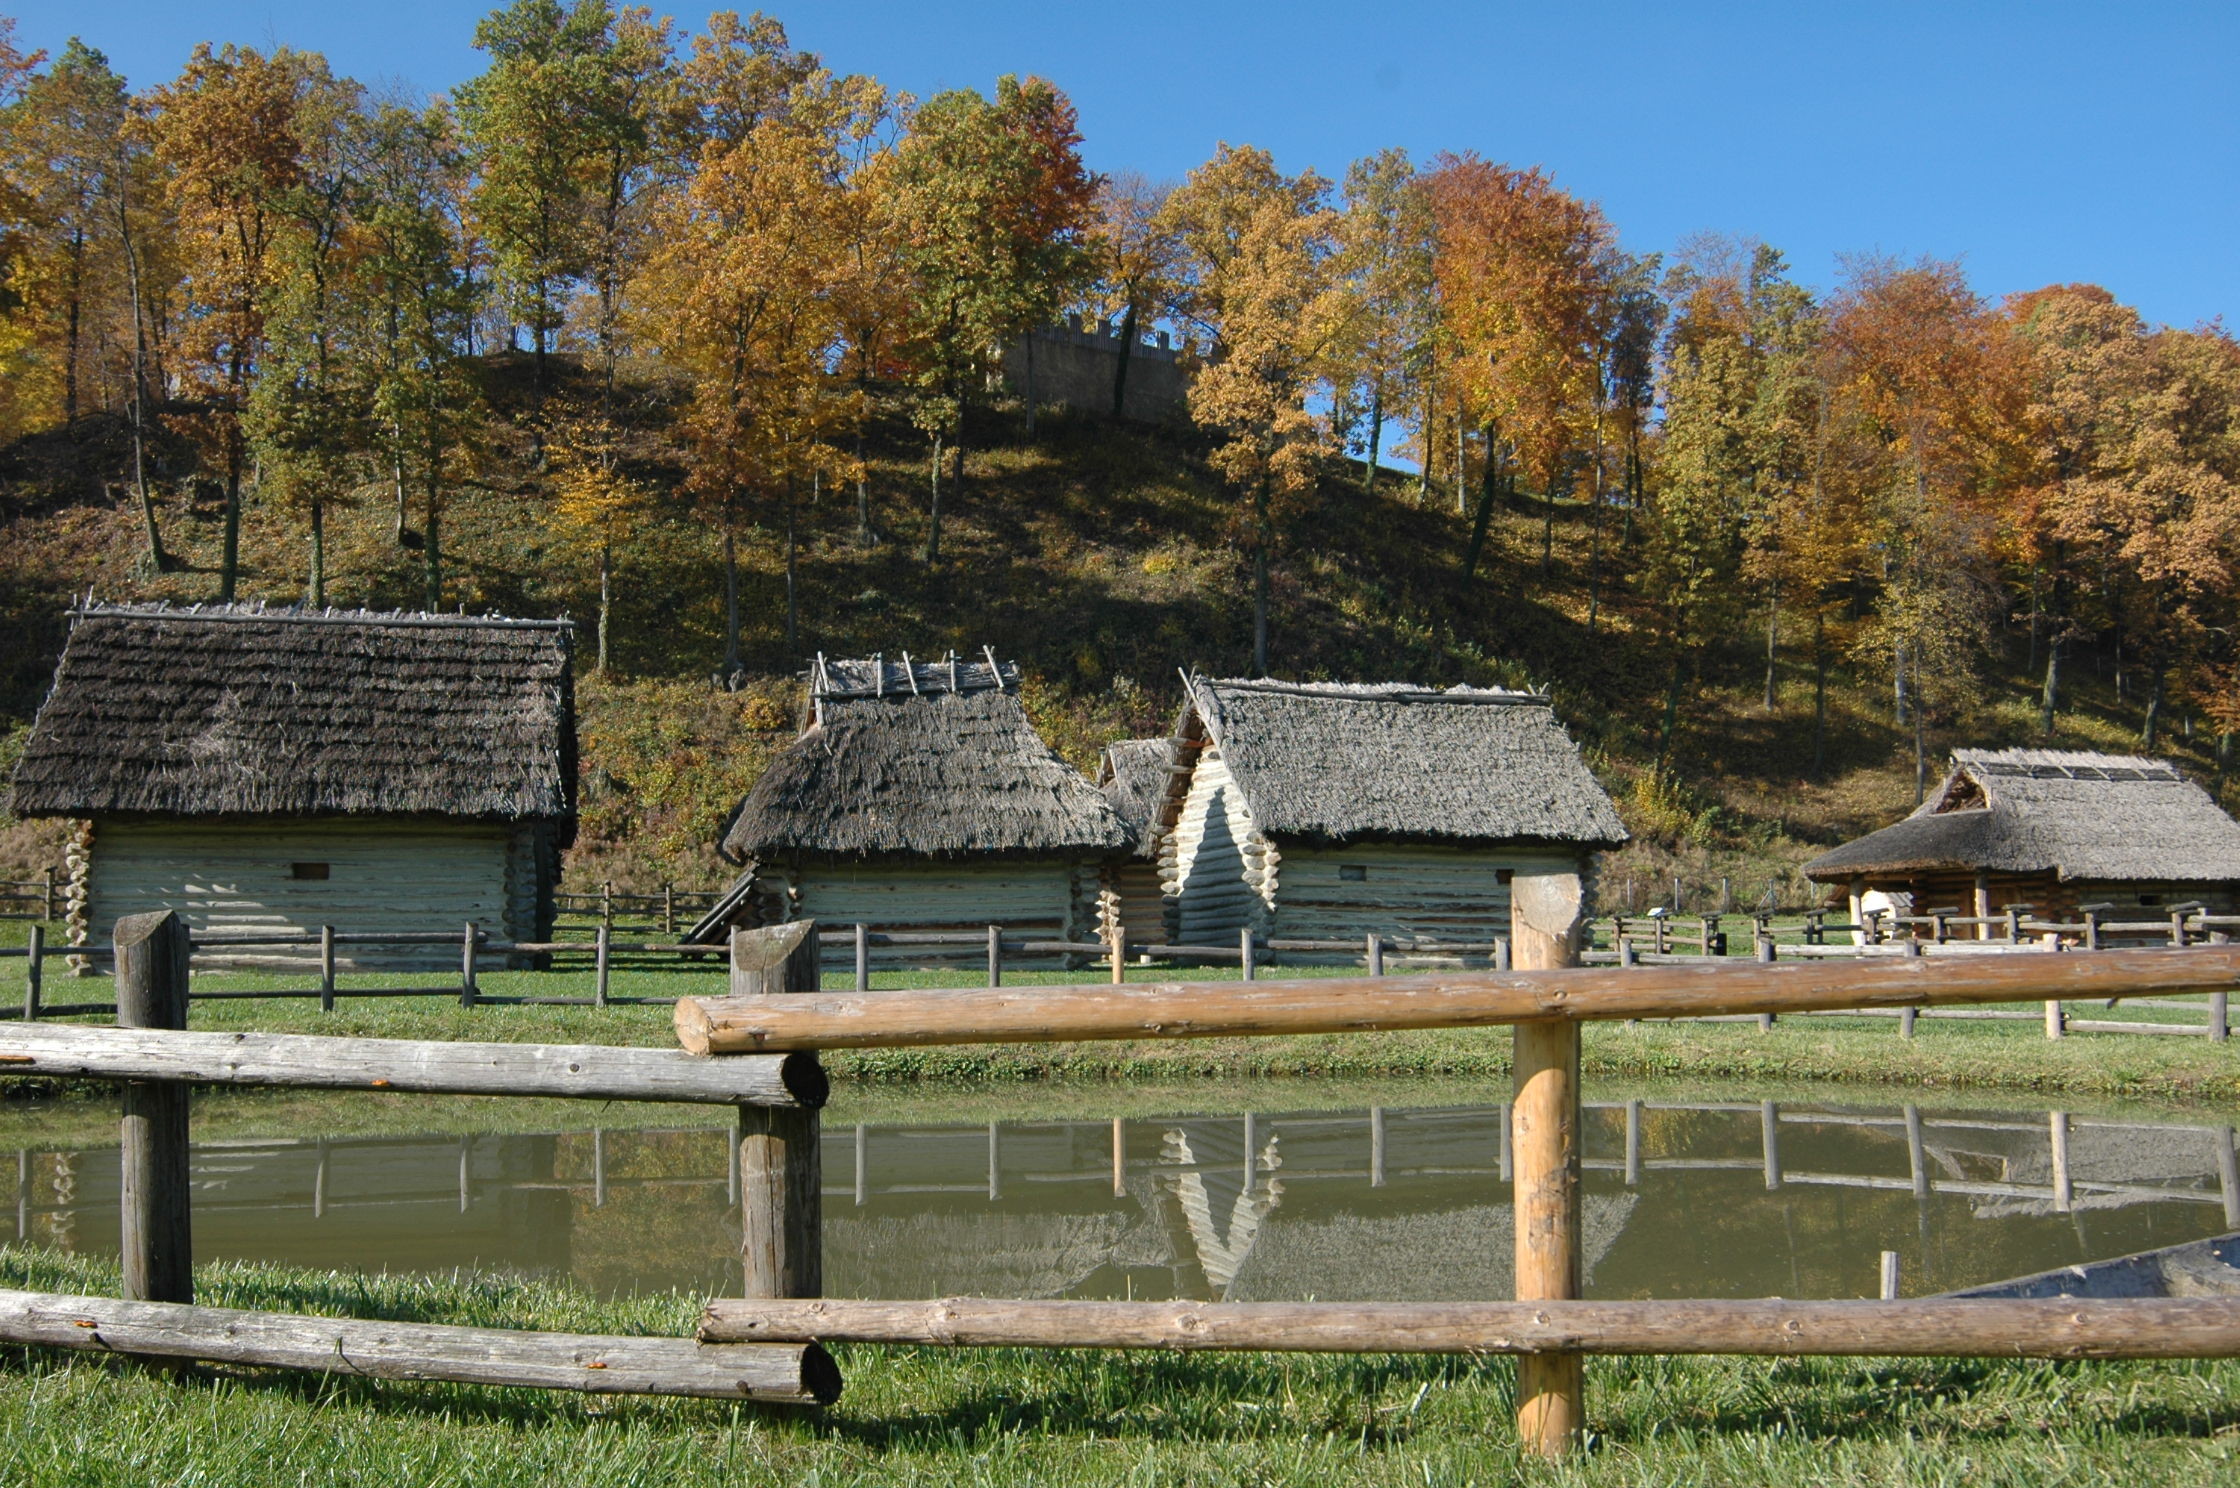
[{"left": 0, "top": 355, "right": 2207, "bottom": 903}]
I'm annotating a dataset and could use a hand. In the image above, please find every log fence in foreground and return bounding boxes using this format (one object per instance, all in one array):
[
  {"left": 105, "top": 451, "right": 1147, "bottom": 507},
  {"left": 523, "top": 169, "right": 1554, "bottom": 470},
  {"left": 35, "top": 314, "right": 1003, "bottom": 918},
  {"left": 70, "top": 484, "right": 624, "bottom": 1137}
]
[
  {"left": 674, "top": 898, "right": 2240, "bottom": 1459},
  {"left": 0, "top": 911, "right": 838, "bottom": 1406}
]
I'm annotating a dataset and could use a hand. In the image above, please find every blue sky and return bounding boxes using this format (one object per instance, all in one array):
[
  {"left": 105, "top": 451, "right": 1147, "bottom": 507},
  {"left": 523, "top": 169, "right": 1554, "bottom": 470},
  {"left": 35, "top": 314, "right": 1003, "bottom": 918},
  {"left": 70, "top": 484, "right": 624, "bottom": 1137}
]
[{"left": 8, "top": 0, "right": 2234, "bottom": 329}]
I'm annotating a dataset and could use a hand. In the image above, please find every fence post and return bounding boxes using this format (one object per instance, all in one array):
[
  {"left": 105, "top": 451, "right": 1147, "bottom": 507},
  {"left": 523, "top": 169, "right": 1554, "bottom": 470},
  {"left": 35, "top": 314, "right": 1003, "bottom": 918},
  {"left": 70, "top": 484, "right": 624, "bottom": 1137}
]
[
  {"left": 1109, "top": 928, "right": 1125, "bottom": 985},
  {"left": 1494, "top": 936, "right": 1511, "bottom": 972},
  {"left": 318, "top": 925, "right": 336, "bottom": 1013},
  {"left": 22, "top": 925, "right": 40, "bottom": 1022},
  {"left": 2084, "top": 908, "right": 2102, "bottom": 951},
  {"left": 732, "top": 921, "right": 822, "bottom": 1299},
  {"left": 2045, "top": 997, "right": 2066, "bottom": 1039},
  {"left": 1367, "top": 933, "right": 1384, "bottom": 977},
  {"left": 459, "top": 922, "right": 479, "bottom": 1008},
  {"left": 1510, "top": 871, "right": 1584, "bottom": 1458},
  {"left": 987, "top": 925, "right": 1003, "bottom": 988},
  {"left": 1900, "top": 937, "right": 1921, "bottom": 1038},
  {"left": 853, "top": 923, "right": 870, "bottom": 993},
  {"left": 1239, "top": 927, "right": 1255, "bottom": 982},
  {"left": 600, "top": 881, "right": 613, "bottom": 937},
  {"left": 114, "top": 910, "right": 192, "bottom": 1305},
  {"left": 1755, "top": 935, "right": 1776, "bottom": 1031},
  {"left": 594, "top": 923, "right": 611, "bottom": 1009},
  {"left": 42, "top": 867, "right": 55, "bottom": 923},
  {"left": 664, "top": 883, "right": 676, "bottom": 938},
  {"left": 2172, "top": 909, "right": 2189, "bottom": 948}
]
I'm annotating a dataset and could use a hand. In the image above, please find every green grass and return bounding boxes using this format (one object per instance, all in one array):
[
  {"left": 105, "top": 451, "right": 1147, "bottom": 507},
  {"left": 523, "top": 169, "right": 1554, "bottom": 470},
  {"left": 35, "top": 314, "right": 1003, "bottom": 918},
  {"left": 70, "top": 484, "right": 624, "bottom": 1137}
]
[{"left": 0, "top": 1245, "right": 2234, "bottom": 1486}]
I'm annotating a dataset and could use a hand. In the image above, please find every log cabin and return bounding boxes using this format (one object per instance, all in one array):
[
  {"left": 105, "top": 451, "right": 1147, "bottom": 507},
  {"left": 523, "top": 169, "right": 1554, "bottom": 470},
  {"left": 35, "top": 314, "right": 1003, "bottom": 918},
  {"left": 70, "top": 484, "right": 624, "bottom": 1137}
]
[
  {"left": 5, "top": 603, "right": 576, "bottom": 968},
  {"left": 1802, "top": 748, "right": 2240, "bottom": 935},
  {"left": 694, "top": 655, "right": 1133, "bottom": 965},
  {"left": 1095, "top": 739, "right": 1173, "bottom": 951},
  {"left": 1151, "top": 678, "right": 1627, "bottom": 960}
]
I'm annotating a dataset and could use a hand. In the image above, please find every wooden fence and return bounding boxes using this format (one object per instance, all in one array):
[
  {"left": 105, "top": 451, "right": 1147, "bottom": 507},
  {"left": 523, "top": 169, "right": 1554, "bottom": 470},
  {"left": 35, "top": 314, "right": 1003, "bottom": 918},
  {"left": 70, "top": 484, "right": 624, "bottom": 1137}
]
[
  {"left": 0, "top": 910, "right": 839, "bottom": 1406},
  {"left": 670, "top": 896, "right": 2240, "bottom": 1459},
  {"left": 0, "top": 872, "right": 55, "bottom": 923}
]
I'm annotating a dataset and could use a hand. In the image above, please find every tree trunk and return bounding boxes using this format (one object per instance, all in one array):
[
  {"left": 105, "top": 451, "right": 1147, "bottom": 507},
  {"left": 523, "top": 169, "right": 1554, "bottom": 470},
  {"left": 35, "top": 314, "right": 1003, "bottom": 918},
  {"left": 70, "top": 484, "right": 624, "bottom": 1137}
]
[
  {"left": 1455, "top": 401, "right": 1467, "bottom": 515},
  {"left": 1812, "top": 619, "right": 1828, "bottom": 780},
  {"left": 1253, "top": 473, "right": 1271, "bottom": 675},
  {"left": 2041, "top": 633, "right": 2060, "bottom": 736},
  {"left": 118, "top": 184, "right": 166, "bottom": 573},
  {"left": 1460, "top": 423, "right": 1502, "bottom": 582},
  {"left": 1361, "top": 377, "right": 1383, "bottom": 494},
  {"left": 1541, "top": 486, "right": 1553, "bottom": 575},
  {"left": 220, "top": 439, "right": 242, "bottom": 603},
  {"left": 597, "top": 541, "right": 612, "bottom": 674},
  {"left": 855, "top": 427, "right": 872, "bottom": 547},
  {"left": 308, "top": 499, "right": 324, "bottom": 609},
  {"left": 2142, "top": 658, "right": 2165, "bottom": 751},
  {"left": 925, "top": 432, "right": 943, "bottom": 565},
  {"left": 1111, "top": 304, "right": 1136, "bottom": 421},
  {"left": 1913, "top": 700, "right": 1927, "bottom": 806},
  {"left": 2219, "top": 731, "right": 2231, "bottom": 798},
  {"left": 784, "top": 480, "right": 799, "bottom": 654},
  {"left": 1656, "top": 646, "right": 1685, "bottom": 767},
  {"left": 723, "top": 524, "right": 741, "bottom": 678},
  {"left": 63, "top": 225, "right": 83, "bottom": 423},
  {"left": 424, "top": 483, "right": 443, "bottom": 613},
  {"left": 1763, "top": 586, "right": 1779, "bottom": 712},
  {"left": 1893, "top": 644, "right": 1908, "bottom": 727}
]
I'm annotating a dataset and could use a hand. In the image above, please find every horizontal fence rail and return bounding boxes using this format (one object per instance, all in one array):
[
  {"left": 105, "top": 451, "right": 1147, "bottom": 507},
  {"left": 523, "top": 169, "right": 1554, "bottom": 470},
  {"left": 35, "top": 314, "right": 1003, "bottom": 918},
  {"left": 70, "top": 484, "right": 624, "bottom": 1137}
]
[
  {"left": 699, "top": 1296, "right": 2240, "bottom": 1360},
  {"left": 671, "top": 944, "right": 2240, "bottom": 1053},
  {"left": 0, "top": 1287, "right": 837, "bottom": 1403},
  {"left": 0, "top": 1023, "right": 825, "bottom": 1108}
]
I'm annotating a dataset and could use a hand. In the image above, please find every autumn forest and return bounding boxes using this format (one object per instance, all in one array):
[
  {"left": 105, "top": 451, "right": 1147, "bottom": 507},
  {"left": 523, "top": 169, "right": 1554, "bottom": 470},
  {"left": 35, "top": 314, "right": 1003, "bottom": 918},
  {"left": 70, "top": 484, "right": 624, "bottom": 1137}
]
[{"left": 0, "top": 3, "right": 2234, "bottom": 893}]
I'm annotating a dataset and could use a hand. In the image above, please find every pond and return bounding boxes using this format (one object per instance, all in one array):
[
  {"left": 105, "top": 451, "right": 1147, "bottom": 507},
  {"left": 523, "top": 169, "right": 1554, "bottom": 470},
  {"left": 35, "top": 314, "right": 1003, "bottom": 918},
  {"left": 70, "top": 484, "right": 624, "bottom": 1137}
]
[{"left": 3, "top": 1085, "right": 2234, "bottom": 1302}]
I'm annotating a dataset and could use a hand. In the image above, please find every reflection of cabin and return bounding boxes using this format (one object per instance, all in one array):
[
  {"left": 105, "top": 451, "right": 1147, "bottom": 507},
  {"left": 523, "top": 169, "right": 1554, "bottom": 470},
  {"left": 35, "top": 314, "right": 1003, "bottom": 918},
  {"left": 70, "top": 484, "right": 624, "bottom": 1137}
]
[
  {"left": 5, "top": 604, "right": 576, "bottom": 968},
  {"left": 1096, "top": 739, "right": 1171, "bottom": 948},
  {"left": 692, "top": 655, "right": 1132, "bottom": 963},
  {"left": 1802, "top": 749, "right": 2240, "bottom": 930},
  {"left": 1153, "top": 679, "right": 1627, "bottom": 956}
]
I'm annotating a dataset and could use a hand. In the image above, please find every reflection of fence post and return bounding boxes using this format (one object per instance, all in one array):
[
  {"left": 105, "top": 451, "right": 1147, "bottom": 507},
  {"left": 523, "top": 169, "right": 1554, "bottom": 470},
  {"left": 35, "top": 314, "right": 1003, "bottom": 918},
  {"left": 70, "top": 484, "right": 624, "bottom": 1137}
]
[
  {"left": 1111, "top": 1118, "right": 1125, "bottom": 1197},
  {"left": 1880, "top": 1250, "right": 1901, "bottom": 1300},
  {"left": 22, "top": 925, "right": 40, "bottom": 1022},
  {"left": 1369, "top": 1105, "right": 1386, "bottom": 1188},
  {"left": 1761, "top": 1101, "right": 1782, "bottom": 1189},
  {"left": 115, "top": 910, "right": 192, "bottom": 1305},
  {"left": 1905, "top": 1104, "right": 1930, "bottom": 1202},
  {"left": 1624, "top": 1099, "right": 1642, "bottom": 1187},
  {"left": 2217, "top": 1126, "right": 2240, "bottom": 1229},
  {"left": 2049, "top": 1112, "right": 2073, "bottom": 1213},
  {"left": 733, "top": 922, "right": 822, "bottom": 1299},
  {"left": 1511, "top": 871, "right": 1584, "bottom": 1458}
]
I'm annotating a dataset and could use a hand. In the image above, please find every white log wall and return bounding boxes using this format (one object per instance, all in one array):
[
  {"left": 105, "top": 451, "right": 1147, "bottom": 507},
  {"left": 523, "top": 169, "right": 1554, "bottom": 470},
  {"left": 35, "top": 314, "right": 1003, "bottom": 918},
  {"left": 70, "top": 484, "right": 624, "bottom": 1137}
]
[
  {"left": 1270, "top": 844, "right": 1583, "bottom": 960},
  {"left": 1162, "top": 749, "right": 1269, "bottom": 941},
  {"left": 769, "top": 859, "right": 1101, "bottom": 968},
  {"left": 82, "top": 819, "right": 520, "bottom": 970}
]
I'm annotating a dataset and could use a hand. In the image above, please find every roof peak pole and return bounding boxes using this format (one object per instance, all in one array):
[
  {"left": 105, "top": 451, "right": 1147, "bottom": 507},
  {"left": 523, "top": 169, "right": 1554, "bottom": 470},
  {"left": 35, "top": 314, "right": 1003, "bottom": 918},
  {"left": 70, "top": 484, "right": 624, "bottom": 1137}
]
[
  {"left": 901, "top": 652, "right": 920, "bottom": 696},
  {"left": 982, "top": 644, "right": 1004, "bottom": 691}
]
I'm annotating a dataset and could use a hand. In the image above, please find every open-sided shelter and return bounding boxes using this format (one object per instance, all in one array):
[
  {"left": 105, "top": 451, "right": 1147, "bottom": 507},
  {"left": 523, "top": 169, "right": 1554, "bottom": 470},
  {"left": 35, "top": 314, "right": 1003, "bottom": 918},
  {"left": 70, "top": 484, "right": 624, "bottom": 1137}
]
[
  {"left": 695, "top": 655, "right": 1132, "bottom": 962},
  {"left": 6, "top": 603, "right": 576, "bottom": 967},
  {"left": 1802, "top": 748, "right": 2240, "bottom": 930},
  {"left": 1151, "top": 678, "right": 1628, "bottom": 957}
]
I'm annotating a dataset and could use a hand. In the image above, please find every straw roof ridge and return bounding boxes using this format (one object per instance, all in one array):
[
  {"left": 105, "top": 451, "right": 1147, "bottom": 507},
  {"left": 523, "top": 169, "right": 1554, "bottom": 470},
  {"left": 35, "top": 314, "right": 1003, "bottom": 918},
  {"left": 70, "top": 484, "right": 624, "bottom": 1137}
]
[
  {"left": 721, "top": 656, "right": 1131, "bottom": 862},
  {"left": 809, "top": 651, "right": 1014, "bottom": 700},
  {"left": 1185, "top": 675, "right": 1627, "bottom": 847},
  {"left": 1803, "top": 747, "right": 2240, "bottom": 882},
  {"left": 8, "top": 602, "right": 575, "bottom": 824},
  {"left": 1097, "top": 739, "right": 1173, "bottom": 859}
]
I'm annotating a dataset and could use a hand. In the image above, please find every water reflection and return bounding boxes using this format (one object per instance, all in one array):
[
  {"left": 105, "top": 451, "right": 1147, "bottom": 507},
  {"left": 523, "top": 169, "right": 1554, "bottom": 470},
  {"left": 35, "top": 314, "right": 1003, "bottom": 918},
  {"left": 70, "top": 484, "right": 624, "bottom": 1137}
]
[{"left": 6, "top": 1097, "right": 2237, "bottom": 1302}]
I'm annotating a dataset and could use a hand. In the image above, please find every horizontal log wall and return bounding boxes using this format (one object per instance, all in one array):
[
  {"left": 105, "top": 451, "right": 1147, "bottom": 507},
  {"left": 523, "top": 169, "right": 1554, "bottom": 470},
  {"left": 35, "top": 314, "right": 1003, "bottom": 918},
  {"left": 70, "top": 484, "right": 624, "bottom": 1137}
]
[
  {"left": 774, "top": 861, "right": 1086, "bottom": 969},
  {"left": 83, "top": 820, "right": 517, "bottom": 972},
  {"left": 1272, "top": 845, "right": 1579, "bottom": 961},
  {"left": 0, "top": 1286, "right": 837, "bottom": 1402},
  {"left": 699, "top": 1295, "right": 2240, "bottom": 1360},
  {"left": 1163, "top": 750, "right": 1267, "bottom": 942}
]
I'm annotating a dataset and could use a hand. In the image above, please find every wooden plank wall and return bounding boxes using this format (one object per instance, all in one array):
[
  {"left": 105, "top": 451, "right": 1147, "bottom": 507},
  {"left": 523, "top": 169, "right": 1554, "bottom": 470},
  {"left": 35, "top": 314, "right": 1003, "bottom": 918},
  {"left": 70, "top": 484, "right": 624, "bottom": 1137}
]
[
  {"left": 83, "top": 820, "right": 514, "bottom": 971},
  {"left": 773, "top": 860, "right": 1090, "bottom": 969},
  {"left": 1272, "top": 845, "right": 1581, "bottom": 961}
]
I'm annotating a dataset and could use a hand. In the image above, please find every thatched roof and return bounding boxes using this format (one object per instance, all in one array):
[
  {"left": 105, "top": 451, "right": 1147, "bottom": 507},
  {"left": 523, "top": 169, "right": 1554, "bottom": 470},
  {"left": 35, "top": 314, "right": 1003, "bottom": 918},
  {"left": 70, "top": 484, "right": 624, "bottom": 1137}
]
[
  {"left": 1097, "top": 739, "right": 1171, "bottom": 860},
  {"left": 1803, "top": 748, "right": 2240, "bottom": 883},
  {"left": 7, "top": 603, "right": 574, "bottom": 825},
  {"left": 718, "top": 654, "right": 1132, "bottom": 863},
  {"left": 1175, "top": 678, "right": 1627, "bottom": 848}
]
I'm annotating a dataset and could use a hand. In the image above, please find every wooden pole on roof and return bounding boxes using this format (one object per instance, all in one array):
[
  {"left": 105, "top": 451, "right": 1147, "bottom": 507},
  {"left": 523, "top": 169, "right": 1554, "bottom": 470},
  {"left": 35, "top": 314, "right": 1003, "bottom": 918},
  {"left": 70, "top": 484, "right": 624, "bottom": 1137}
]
[{"left": 1510, "top": 871, "right": 1585, "bottom": 1457}]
